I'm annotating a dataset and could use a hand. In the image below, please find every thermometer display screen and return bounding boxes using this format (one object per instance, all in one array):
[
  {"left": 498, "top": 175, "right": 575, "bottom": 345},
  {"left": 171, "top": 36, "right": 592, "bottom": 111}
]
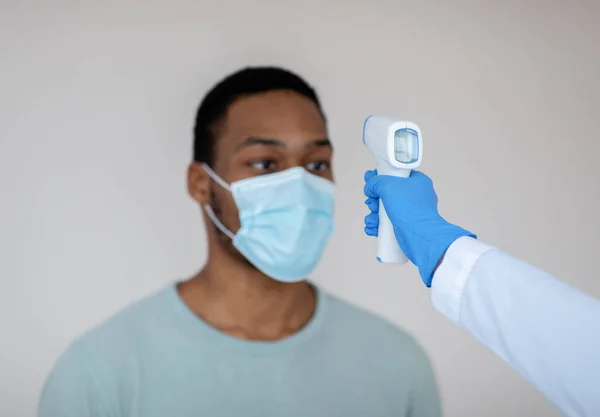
[{"left": 394, "top": 128, "right": 419, "bottom": 164}]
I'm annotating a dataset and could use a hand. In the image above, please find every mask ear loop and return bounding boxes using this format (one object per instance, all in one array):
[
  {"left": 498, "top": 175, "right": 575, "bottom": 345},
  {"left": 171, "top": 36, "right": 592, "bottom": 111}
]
[
  {"left": 201, "top": 163, "right": 232, "bottom": 191},
  {"left": 201, "top": 163, "right": 235, "bottom": 240},
  {"left": 203, "top": 205, "right": 235, "bottom": 240}
]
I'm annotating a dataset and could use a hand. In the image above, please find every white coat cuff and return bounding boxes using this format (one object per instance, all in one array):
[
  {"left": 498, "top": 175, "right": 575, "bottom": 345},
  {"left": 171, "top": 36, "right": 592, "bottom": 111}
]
[{"left": 431, "top": 236, "right": 495, "bottom": 325}]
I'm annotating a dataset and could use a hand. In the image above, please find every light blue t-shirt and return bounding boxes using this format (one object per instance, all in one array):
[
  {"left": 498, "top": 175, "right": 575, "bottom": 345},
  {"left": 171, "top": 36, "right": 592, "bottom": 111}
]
[{"left": 39, "top": 284, "right": 441, "bottom": 417}]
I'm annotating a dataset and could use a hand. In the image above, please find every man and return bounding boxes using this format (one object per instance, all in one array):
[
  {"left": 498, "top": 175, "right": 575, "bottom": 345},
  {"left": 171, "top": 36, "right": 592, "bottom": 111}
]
[{"left": 38, "top": 67, "right": 441, "bottom": 417}]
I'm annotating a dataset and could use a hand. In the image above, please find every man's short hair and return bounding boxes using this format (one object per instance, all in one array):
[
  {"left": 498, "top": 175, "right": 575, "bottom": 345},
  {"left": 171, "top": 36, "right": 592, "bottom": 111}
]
[{"left": 193, "top": 66, "right": 325, "bottom": 166}]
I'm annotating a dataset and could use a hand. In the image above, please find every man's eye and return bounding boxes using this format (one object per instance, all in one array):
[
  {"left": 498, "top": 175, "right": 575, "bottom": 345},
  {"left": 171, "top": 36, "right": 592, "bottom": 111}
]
[
  {"left": 306, "top": 161, "right": 331, "bottom": 172},
  {"left": 251, "top": 160, "right": 277, "bottom": 171}
]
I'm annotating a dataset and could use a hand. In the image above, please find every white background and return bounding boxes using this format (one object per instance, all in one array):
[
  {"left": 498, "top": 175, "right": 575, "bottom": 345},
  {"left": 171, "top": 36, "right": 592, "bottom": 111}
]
[{"left": 1, "top": 1, "right": 599, "bottom": 416}]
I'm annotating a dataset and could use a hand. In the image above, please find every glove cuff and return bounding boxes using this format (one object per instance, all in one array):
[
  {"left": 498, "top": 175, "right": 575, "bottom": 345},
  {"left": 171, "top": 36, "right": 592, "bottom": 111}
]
[{"left": 418, "top": 219, "right": 476, "bottom": 287}]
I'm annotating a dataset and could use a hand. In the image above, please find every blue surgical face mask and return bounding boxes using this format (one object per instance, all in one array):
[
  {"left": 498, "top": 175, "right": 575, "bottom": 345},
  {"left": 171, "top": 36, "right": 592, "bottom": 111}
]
[{"left": 202, "top": 164, "right": 335, "bottom": 283}]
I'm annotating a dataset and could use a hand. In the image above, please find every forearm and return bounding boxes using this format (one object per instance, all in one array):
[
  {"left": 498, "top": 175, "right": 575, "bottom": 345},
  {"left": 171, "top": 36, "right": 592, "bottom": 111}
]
[{"left": 431, "top": 237, "right": 600, "bottom": 417}]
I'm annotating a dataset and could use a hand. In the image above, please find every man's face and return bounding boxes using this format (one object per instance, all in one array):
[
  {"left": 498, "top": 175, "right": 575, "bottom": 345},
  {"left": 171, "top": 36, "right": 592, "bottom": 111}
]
[{"left": 189, "top": 90, "right": 333, "bottom": 256}]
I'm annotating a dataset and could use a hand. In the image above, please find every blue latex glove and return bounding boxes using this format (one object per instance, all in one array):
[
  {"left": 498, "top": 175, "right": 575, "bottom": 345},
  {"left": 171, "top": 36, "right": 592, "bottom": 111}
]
[{"left": 363, "top": 170, "right": 476, "bottom": 286}]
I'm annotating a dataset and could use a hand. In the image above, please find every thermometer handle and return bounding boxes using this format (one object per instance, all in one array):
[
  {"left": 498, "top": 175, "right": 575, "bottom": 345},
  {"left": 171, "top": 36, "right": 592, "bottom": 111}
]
[{"left": 375, "top": 161, "right": 410, "bottom": 264}]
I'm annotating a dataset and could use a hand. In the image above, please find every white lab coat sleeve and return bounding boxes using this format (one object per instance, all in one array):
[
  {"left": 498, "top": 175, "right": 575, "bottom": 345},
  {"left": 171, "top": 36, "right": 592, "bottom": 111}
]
[{"left": 431, "top": 236, "right": 600, "bottom": 417}]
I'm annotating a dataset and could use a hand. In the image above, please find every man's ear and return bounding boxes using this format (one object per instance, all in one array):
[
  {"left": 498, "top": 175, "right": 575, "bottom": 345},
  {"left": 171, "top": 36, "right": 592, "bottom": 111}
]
[{"left": 187, "top": 162, "right": 210, "bottom": 205}]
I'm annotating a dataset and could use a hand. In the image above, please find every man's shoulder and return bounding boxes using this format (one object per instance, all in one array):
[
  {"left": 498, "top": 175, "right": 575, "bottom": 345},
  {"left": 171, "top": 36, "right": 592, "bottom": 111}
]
[
  {"left": 322, "top": 289, "right": 412, "bottom": 337},
  {"left": 62, "top": 285, "right": 175, "bottom": 364},
  {"left": 319, "top": 290, "right": 439, "bottom": 407},
  {"left": 39, "top": 286, "right": 175, "bottom": 414},
  {"left": 320, "top": 290, "right": 429, "bottom": 360}
]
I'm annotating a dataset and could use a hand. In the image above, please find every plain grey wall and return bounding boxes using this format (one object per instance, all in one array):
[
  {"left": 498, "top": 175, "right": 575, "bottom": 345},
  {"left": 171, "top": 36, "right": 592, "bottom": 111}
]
[{"left": 1, "top": 1, "right": 599, "bottom": 416}]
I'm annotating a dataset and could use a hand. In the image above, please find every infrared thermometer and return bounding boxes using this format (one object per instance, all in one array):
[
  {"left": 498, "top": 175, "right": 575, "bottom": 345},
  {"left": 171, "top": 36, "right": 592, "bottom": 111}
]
[{"left": 363, "top": 115, "right": 423, "bottom": 264}]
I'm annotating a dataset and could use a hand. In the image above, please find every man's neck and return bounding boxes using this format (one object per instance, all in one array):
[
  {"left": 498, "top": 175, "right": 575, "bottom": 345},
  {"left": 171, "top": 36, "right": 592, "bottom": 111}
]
[{"left": 178, "top": 255, "right": 317, "bottom": 342}]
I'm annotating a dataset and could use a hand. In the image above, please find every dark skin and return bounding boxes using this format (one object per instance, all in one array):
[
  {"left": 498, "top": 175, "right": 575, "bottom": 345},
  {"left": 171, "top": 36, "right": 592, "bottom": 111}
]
[{"left": 180, "top": 90, "right": 333, "bottom": 342}]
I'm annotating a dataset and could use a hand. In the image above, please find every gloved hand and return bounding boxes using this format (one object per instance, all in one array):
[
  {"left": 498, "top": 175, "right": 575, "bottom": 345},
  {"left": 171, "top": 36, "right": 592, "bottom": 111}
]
[{"left": 363, "top": 170, "right": 476, "bottom": 286}]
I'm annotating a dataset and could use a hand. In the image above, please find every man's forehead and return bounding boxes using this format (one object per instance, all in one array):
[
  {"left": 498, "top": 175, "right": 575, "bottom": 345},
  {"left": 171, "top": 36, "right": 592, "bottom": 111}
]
[
  {"left": 219, "top": 91, "right": 327, "bottom": 145},
  {"left": 227, "top": 91, "right": 324, "bottom": 126},
  {"left": 235, "top": 136, "right": 332, "bottom": 151}
]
